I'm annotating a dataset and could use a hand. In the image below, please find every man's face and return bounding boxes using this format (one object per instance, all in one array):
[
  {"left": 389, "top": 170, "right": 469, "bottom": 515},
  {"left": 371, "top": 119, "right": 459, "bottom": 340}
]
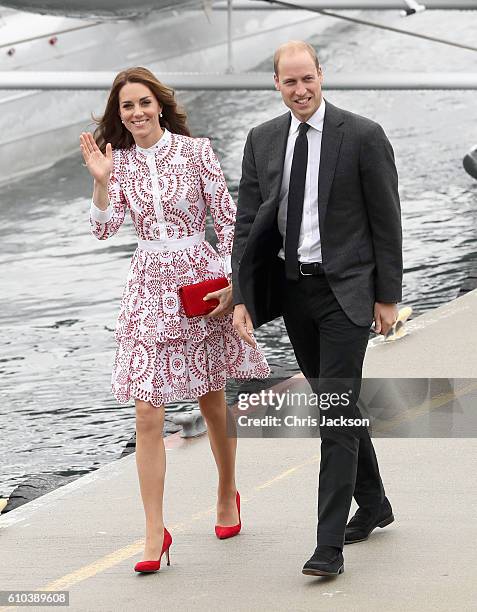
[{"left": 274, "top": 50, "right": 323, "bottom": 122}]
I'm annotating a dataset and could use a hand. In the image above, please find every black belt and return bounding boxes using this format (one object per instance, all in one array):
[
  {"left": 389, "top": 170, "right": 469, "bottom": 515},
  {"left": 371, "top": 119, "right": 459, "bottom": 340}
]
[{"left": 299, "top": 262, "right": 324, "bottom": 276}]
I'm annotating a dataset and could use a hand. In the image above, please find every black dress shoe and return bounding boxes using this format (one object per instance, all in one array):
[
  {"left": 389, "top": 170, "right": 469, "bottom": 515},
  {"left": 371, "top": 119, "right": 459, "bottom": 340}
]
[
  {"left": 345, "top": 497, "right": 394, "bottom": 545},
  {"left": 302, "top": 546, "right": 344, "bottom": 577}
]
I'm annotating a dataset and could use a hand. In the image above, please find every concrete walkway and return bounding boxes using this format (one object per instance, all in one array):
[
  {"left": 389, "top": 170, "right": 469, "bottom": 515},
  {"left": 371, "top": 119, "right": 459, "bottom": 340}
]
[{"left": 1, "top": 289, "right": 476, "bottom": 612}]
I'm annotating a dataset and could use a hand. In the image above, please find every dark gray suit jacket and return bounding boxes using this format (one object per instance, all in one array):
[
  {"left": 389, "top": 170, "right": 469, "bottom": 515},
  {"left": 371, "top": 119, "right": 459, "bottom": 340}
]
[{"left": 231, "top": 100, "right": 403, "bottom": 328}]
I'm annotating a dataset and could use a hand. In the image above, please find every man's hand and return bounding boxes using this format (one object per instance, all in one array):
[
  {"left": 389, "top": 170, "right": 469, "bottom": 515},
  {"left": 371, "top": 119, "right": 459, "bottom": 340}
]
[
  {"left": 233, "top": 304, "right": 256, "bottom": 347},
  {"left": 373, "top": 302, "right": 398, "bottom": 336}
]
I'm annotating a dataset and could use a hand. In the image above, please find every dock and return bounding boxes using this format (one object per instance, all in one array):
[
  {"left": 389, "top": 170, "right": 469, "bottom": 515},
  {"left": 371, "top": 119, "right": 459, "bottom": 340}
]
[{"left": 1, "top": 289, "right": 476, "bottom": 612}]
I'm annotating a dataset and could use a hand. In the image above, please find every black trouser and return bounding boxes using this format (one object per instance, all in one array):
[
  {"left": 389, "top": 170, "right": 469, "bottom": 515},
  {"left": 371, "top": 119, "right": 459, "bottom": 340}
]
[{"left": 282, "top": 269, "right": 385, "bottom": 549}]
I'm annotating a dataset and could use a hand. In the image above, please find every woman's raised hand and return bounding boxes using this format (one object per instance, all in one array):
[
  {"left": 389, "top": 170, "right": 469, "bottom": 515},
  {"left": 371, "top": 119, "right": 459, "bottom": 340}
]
[{"left": 80, "top": 132, "right": 113, "bottom": 185}]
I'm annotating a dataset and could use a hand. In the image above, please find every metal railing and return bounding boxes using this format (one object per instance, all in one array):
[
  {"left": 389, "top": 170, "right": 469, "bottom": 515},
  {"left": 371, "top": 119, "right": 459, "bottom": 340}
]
[{"left": 1, "top": 71, "right": 477, "bottom": 90}]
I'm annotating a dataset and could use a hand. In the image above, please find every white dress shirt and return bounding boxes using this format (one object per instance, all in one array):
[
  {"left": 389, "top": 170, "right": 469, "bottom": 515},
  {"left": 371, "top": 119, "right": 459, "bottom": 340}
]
[{"left": 277, "top": 98, "right": 325, "bottom": 263}]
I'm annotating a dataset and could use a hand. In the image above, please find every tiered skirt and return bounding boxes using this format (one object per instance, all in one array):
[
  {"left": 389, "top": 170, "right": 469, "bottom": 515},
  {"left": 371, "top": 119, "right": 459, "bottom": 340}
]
[{"left": 111, "top": 240, "right": 270, "bottom": 407}]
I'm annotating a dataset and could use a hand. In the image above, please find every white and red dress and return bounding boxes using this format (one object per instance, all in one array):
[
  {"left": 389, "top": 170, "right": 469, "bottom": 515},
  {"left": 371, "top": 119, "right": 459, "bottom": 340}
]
[{"left": 89, "top": 128, "right": 270, "bottom": 407}]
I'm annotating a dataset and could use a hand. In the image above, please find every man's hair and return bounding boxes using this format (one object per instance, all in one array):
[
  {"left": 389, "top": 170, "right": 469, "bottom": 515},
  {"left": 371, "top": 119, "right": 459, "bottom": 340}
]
[{"left": 273, "top": 41, "right": 320, "bottom": 76}]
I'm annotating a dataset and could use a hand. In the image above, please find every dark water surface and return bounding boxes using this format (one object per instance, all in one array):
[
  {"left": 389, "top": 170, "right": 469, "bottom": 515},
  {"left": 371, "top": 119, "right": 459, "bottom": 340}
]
[{"left": 1, "top": 10, "right": 476, "bottom": 500}]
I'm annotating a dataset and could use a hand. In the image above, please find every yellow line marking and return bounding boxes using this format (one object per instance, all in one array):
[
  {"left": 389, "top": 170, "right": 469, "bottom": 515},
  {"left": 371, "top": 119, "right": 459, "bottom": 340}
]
[
  {"left": 0, "top": 523, "right": 185, "bottom": 610},
  {"left": 190, "top": 505, "right": 216, "bottom": 521},
  {"left": 0, "top": 455, "right": 322, "bottom": 609},
  {"left": 1, "top": 381, "right": 475, "bottom": 609},
  {"left": 375, "top": 380, "right": 477, "bottom": 433},
  {"left": 256, "top": 455, "right": 321, "bottom": 490},
  {"left": 45, "top": 540, "right": 159, "bottom": 591}
]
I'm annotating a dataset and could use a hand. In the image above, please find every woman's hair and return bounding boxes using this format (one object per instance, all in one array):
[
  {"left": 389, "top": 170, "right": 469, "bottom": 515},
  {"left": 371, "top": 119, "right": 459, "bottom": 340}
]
[{"left": 93, "top": 66, "right": 191, "bottom": 152}]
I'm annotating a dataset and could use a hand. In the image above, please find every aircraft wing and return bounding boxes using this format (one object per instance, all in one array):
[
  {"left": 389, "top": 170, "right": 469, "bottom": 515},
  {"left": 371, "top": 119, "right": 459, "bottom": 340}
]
[{"left": 0, "top": 0, "right": 199, "bottom": 18}]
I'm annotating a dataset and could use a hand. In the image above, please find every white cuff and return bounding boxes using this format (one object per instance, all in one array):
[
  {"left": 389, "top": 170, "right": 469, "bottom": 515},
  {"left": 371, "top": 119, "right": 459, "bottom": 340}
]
[
  {"left": 90, "top": 199, "right": 113, "bottom": 223},
  {"left": 223, "top": 254, "right": 232, "bottom": 277}
]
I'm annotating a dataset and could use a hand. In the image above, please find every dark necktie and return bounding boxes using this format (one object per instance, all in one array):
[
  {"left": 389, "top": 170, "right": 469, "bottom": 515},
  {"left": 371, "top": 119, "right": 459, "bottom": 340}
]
[{"left": 285, "top": 121, "right": 310, "bottom": 280}]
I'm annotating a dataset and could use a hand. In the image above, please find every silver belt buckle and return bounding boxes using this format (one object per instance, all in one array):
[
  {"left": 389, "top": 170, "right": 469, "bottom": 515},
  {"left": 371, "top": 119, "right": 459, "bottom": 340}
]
[{"left": 299, "top": 262, "right": 314, "bottom": 276}]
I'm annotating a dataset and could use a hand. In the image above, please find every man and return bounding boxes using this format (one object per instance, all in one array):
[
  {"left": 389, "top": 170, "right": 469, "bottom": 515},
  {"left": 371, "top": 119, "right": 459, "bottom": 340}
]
[{"left": 232, "top": 40, "right": 402, "bottom": 577}]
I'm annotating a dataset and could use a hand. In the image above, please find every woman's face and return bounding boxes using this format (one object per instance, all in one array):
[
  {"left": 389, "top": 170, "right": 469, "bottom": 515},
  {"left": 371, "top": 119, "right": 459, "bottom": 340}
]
[{"left": 118, "top": 82, "right": 162, "bottom": 142}]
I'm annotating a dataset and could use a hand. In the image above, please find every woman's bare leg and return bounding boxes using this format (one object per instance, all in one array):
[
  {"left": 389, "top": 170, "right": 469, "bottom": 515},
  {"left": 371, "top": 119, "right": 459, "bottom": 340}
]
[
  {"left": 198, "top": 389, "right": 239, "bottom": 526},
  {"left": 135, "top": 399, "right": 166, "bottom": 560}
]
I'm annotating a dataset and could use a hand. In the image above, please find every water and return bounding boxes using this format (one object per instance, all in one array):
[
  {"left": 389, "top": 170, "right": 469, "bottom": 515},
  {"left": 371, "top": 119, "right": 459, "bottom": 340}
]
[{"left": 1, "top": 9, "right": 476, "bottom": 501}]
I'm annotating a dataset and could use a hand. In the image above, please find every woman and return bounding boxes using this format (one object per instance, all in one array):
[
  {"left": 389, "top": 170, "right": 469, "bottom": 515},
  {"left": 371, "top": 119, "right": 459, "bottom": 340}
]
[{"left": 79, "top": 67, "right": 269, "bottom": 574}]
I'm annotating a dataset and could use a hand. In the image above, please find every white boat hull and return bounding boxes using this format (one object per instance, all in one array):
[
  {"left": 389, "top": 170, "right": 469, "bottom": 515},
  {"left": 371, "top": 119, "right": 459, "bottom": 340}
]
[{"left": 0, "top": 7, "right": 331, "bottom": 183}]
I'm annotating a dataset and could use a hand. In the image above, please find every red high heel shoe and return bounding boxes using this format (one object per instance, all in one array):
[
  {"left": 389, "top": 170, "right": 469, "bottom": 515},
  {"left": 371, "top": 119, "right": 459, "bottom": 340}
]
[
  {"left": 134, "top": 527, "right": 172, "bottom": 573},
  {"left": 215, "top": 491, "right": 241, "bottom": 539}
]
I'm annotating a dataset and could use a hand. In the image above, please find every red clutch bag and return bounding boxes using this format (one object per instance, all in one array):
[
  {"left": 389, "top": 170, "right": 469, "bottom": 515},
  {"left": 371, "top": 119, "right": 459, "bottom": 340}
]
[{"left": 178, "top": 277, "right": 229, "bottom": 318}]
